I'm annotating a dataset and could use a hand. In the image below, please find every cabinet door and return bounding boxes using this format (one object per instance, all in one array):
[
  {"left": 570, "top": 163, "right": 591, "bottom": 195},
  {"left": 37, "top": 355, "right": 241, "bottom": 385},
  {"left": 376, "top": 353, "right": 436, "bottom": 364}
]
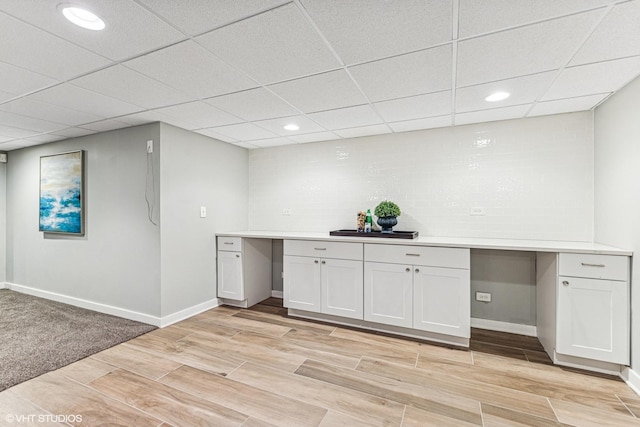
[
  {"left": 217, "top": 251, "right": 244, "bottom": 300},
  {"left": 364, "top": 262, "right": 413, "bottom": 328},
  {"left": 321, "top": 258, "right": 363, "bottom": 319},
  {"left": 557, "top": 276, "right": 629, "bottom": 364},
  {"left": 413, "top": 266, "right": 470, "bottom": 338},
  {"left": 284, "top": 255, "right": 321, "bottom": 313}
]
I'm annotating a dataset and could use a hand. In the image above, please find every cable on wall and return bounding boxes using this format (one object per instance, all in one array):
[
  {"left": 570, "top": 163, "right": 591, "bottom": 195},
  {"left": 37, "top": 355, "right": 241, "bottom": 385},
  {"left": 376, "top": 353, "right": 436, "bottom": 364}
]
[{"left": 145, "top": 140, "right": 158, "bottom": 226}]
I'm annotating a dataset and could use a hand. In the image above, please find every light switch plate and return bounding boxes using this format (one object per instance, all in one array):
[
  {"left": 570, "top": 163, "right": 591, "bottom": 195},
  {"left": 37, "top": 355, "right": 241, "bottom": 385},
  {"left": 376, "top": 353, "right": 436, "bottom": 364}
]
[
  {"left": 0, "top": 153, "right": 7, "bottom": 163},
  {"left": 200, "top": 206, "right": 206, "bottom": 218}
]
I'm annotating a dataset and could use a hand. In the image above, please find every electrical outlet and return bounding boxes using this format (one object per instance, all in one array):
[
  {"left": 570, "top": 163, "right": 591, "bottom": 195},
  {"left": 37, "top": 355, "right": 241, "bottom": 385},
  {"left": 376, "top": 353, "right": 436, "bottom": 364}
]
[
  {"left": 476, "top": 292, "right": 492, "bottom": 302},
  {"left": 470, "top": 207, "right": 485, "bottom": 216},
  {"left": 146, "top": 140, "right": 153, "bottom": 153},
  {"left": 200, "top": 206, "right": 206, "bottom": 218},
  {"left": 282, "top": 208, "right": 292, "bottom": 216}
]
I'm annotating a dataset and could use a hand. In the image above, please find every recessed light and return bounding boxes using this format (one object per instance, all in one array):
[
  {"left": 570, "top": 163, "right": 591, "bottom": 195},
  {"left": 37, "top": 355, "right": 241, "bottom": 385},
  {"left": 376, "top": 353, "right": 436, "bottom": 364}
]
[
  {"left": 283, "top": 124, "right": 300, "bottom": 131},
  {"left": 60, "top": 4, "right": 105, "bottom": 31},
  {"left": 485, "top": 91, "right": 510, "bottom": 102}
]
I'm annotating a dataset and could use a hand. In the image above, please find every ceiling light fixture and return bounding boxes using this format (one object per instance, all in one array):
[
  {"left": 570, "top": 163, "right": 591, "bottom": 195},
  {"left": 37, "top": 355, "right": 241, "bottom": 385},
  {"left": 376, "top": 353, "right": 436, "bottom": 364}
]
[
  {"left": 485, "top": 91, "right": 510, "bottom": 102},
  {"left": 283, "top": 124, "right": 300, "bottom": 131},
  {"left": 60, "top": 4, "right": 105, "bottom": 31}
]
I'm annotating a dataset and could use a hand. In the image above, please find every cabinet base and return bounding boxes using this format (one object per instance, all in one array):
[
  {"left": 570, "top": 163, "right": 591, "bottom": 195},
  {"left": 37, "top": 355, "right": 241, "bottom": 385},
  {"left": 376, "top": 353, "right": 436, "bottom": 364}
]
[
  {"left": 553, "top": 351, "right": 625, "bottom": 376},
  {"left": 288, "top": 308, "right": 469, "bottom": 348},
  {"left": 219, "top": 298, "right": 249, "bottom": 308}
]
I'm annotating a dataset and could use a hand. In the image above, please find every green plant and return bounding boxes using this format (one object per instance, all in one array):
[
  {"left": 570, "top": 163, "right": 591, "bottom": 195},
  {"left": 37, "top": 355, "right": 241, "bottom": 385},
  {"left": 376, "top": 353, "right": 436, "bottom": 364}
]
[{"left": 374, "top": 200, "right": 401, "bottom": 218}]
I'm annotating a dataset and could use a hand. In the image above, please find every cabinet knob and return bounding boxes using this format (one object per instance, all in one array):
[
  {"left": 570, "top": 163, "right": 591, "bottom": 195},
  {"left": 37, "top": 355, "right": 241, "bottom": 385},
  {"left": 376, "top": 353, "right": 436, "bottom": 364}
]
[
  {"left": 562, "top": 280, "right": 569, "bottom": 286},
  {"left": 415, "top": 268, "right": 420, "bottom": 273},
  {"left": 405, "top": 267, "right": 411, "bottom": 272},
  {"left": 314, "top": 260, "right": 319, "bottom": 264},
  {"left": 235, "top": 254, "right": 240, "bottom": 258},
  {"left": 321, "top": 260, "right": 326, "bottom": 264}
]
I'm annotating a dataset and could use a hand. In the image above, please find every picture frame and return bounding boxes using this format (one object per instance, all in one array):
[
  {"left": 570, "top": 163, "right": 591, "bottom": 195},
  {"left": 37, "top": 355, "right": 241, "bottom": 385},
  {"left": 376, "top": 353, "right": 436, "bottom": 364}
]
[{"left": 39, "top": 150, "right": 84, "bottom": 235}]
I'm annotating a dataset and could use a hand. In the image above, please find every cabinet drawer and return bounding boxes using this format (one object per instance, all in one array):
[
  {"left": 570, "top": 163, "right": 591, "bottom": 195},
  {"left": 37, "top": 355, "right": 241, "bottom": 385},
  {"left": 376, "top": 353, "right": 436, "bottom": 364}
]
[
  {"left": 365, "top": 244, "right": 469, "bottom": 269},
  {"left": 284, "top": 240, "right": 363, "bottom": 261},
  {"left": 218, "top": 236, "right": 242, "bottom": 251},
  {"left": 559, "top": 253, "right": 628, "bottom": 281}
]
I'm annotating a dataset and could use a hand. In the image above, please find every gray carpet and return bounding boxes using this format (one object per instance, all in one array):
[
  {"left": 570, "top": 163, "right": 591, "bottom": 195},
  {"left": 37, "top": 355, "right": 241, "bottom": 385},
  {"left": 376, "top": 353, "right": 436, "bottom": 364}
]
[{"left": 0, "top": 289, "right": 156, "bottom": 391}]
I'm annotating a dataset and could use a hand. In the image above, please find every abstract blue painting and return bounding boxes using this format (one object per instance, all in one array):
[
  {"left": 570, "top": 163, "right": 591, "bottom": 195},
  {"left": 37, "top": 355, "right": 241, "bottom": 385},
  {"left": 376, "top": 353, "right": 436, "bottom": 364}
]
[{"left": 39, "top": 151, "right": 84, "bottom": 235}]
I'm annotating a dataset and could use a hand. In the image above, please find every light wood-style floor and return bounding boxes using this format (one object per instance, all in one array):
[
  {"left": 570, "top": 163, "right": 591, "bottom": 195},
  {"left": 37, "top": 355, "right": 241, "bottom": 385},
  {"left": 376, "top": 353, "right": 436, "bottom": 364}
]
[{"left": 2, "top": 298, "right": 640, "bottom": 426}]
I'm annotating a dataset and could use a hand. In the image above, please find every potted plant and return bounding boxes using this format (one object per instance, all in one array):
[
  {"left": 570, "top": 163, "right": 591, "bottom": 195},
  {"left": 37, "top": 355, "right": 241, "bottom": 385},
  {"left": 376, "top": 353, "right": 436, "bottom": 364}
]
[{"left": 374, "top": 201, "right": 401, "bottom": 233}]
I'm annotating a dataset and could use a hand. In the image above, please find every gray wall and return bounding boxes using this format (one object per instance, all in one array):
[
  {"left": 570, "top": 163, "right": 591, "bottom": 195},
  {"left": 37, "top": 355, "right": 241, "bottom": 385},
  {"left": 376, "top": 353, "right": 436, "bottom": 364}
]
[
  {"left": 6, "top": 124, "right": 162, "bottom": 316},
  {"left": 471, "top": 250, "right": 536, "bottom": 326},
  {"left": 0, "top": 162, "right": 5, "bottom": 282},
  {"left": 594, "top": 75, "right": 640, "bottom": 372},
  {"left": 159, "top": 123, "right": 248, "bottom": 316}
]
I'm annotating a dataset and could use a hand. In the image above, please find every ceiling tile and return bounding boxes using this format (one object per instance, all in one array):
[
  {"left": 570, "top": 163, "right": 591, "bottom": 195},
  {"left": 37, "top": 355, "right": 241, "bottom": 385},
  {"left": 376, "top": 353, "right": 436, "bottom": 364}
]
[
  {"left": 0, "top": 61, "right": 58, "bottom": 96},
  {"left": 233, "top": 141, "right": 259, "bottom": 149},
  {"left": 205, "top": 87, "right": 299, "bottom": 121},
  {"left": 529, "top": 93, "right": 609, "bottom": 117},
  {"left": 195, "top": 128, "right": 239, "bottom": 143},
  {"left": 124, "top": 40, "right": 257, "bottom": 99},
  {"left": 374, "top": 91, "right": 452, "bottom": 122},
  {"left": 71, "top": 65, "right": 192, "bottom": 109},
  {"left": 334, "top": 124, "right": 391, "bottom": 139},
  {"left": 137, "top": 0, "right": 288, "bottom": 36},
  {"left": 0, "top": 89, "right": 13, "bottom": 103},
  {"left": 80, "top": 119, "right": 132, "bottom": 132},
  {"left": 29, "top": 84, "right": 143, "bottom": 119},
  {"left": 52, "top": 127, "right": 98, "bottom": 138},
  {"left": 248, "top": 137, "right": 294, "bottom": 148},
  {"left": 0, "top": 0, "right": 186, "bottom": 61},
  {"left": 0, "top": 140, "right": 42, "bottom": 150},
  {"left": 0, "top": 97, "right": 104, "bottom": 126},
  {"left": 388, "top": 115, "right": 453, "bottom": 133},
  {"left": 458, "top": 0, "right": 614, "bottom": 38},
  {"left": 0, "top": 124, "right": 40, "bottom": 139},
  {"left": 456, "top": 71, "right": 556, "bottom": 113},
  {"left": 268, "top": 69, "right": 368, "bottom": 113},
  {"left": 457, "top": 10, "right": 603, "bottom": 87},
  {"left": 289, "top": 131, "right": 339, "bottom": 144},
  {"left": 254, "top": 115, "right": 326, "bottom": 136},
  {"left": 117, "top": 110, "right": 169, "bottom": 126},
  {"left": 300, "top": 0, "right": 452, "bottom": 64},
  {"left": 455, "top": 105, "right": 530, "bottom": 126},
  {"left": 308, "top": 105, "right": 383, "bottom": 130},
  {"left": 0, "top": 135, "right": 14, "bottom": 143},
  {"left": 349, "top": 45, "right": 452, "bottom": 102},
  {"left": 570, "top": 0, "right": 640, "bottom": 66},
  {"left": 0, "top": 13, "right": 111, "bottom": 80},
  {"left": 542, "top": 56, "right": 640, "bottom": 101},
  {"left": 0, "top": 111, "right": 65, "bottom": 133},
  {"left": 25, "top": 133, "right": 66, "bottom": 143},
  {"left": 195, "top": 3, "right": 340, "bottom": 84},
  {"left": 152, "top": 101, "right": 243, "bottom": 130},
  {"left": 206, "top": 123, "right": 278, "bottom": 140}
]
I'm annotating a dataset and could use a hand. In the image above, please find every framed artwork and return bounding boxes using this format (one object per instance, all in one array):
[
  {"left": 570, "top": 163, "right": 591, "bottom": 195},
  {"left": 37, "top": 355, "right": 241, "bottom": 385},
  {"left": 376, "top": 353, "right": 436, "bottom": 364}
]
[{"left": 39, "top": 150, "right": 84, "bottom": 235}]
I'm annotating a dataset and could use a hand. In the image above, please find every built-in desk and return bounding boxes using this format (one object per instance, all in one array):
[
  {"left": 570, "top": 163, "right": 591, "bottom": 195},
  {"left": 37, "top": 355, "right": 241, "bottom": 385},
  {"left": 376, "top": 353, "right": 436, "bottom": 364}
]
[{"left": 216, "top": 231, "right": 632, "bottom": 376}]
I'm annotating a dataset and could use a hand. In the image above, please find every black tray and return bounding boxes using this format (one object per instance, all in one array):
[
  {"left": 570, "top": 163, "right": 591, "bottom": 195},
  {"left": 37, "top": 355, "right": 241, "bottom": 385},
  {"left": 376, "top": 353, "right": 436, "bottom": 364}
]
[{"left": 330, "top": 229, "right": 419, "bottom": 239}]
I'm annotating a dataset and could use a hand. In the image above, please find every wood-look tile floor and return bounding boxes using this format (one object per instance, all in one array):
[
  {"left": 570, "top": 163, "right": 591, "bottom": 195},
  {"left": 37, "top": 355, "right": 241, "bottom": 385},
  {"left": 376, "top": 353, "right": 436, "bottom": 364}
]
[{"left": 2, "top": 298, "right": 640, "bottom": 426}]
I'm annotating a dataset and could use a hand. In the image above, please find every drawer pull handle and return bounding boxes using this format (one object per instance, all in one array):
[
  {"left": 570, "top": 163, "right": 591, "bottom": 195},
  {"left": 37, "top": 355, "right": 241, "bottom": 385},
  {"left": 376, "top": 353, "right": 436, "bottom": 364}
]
[
  {"left": 406, "top": 253, "right": 420, "bottom": 257},
  {"left": 581, "top": 263, "right": 605, "bottom": 268},
  {"left": 224, "top": 242, "right": 234, "bottom": 245},
  {"left": 314, "top": 248, "right": 327, "bottom": 251},
  {"left": 562, "top": 280, "right": 569, "bottom": 286},
  {"left": 321, "top": 260, "right": 326, "bottom": 264},
  {"left": 405, "top": 267, "right": 411, "bottom": 272},
  {"left": 314, "top": 260, "right": 319, "bottom": 264},
  {"left": 415, "top": 268, "right": 420, "bottom": 273},
  {"left": 235, "top": 254, "right": 240, "bottom": 258}
]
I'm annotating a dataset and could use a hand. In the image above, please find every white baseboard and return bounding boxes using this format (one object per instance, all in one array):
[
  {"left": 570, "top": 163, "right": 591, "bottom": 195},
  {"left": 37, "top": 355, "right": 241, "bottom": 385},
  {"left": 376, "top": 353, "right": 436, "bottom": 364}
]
[
  {"left": 271, "top": 290, "right": 283, "bottom": 298},
  {"left": 471, "top": 317, "right": 537, "bottom": 337},
  {"left": 5, "top": 282, "right": 221, "bottom": 328},
  {"left": 159, "top": 298, "right": 220, "bottom": 328},
  {"left": 0, "top": 282, "right": 7, "bottom": 289},
  {"left": 622, "top": 367, "right": 640, "bottom": 396}
]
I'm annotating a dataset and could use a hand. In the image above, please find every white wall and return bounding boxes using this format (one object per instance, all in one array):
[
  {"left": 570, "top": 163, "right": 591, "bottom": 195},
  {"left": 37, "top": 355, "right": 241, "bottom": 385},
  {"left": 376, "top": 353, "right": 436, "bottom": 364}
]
[
  {"left": 0, "top": 162, "right": 6, "bottom": 283},
  {"left": 594, "top": 75, "right": 640, "bottom": 371},
  {"left": 159, "top": 123, "right": 248, "bottom": 316},
  {"left": 249, "top": 112, "right": 594, "bottom": 242},
  {"left": 6, "top": 124, "right": 162, "bottom": 317}
]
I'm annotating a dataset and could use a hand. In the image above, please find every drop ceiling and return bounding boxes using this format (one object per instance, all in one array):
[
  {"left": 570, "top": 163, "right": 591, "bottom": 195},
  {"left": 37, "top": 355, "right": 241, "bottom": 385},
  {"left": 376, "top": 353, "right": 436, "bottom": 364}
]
[{"left": 0, "top": 0, "right": 639, "bottom": 150}]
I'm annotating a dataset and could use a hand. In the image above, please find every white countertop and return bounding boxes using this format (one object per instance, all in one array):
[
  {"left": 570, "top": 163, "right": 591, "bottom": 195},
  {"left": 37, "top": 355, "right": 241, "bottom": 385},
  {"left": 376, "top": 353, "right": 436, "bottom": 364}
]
[{"left": 217, "top": 230, "right": 632, "bottom": 256}]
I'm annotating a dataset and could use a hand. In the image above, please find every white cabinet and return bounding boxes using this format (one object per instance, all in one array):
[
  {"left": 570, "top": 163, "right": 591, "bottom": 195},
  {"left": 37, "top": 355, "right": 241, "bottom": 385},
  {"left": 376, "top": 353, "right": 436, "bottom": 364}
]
[
  {"left": 217, "top": 236, "right": 272, "bottom": 308},
  {"left": 556, "top": 253, "right": 629, "bottom": 365},
  {"left": 284, "top": 240, "right": 363, "bottom": 319},
  {"left": 364, "top": 244, "right": 470, "bottom": 337}
]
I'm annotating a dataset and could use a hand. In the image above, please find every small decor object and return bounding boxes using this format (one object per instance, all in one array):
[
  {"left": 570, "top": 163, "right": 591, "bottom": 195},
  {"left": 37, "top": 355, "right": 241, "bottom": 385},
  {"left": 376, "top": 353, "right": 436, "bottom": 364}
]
[
  {"left": 364, "top": 209, "right": 372, "bottom": 233},
  {"left": 356, "top": 211, "right": 366, "bottom": 232},
  {"left": 39, "top": 150, "right": 84, "bottom": 235},
  {"left": 374, "top": 200, "right": 401, "bottom": 234}
]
